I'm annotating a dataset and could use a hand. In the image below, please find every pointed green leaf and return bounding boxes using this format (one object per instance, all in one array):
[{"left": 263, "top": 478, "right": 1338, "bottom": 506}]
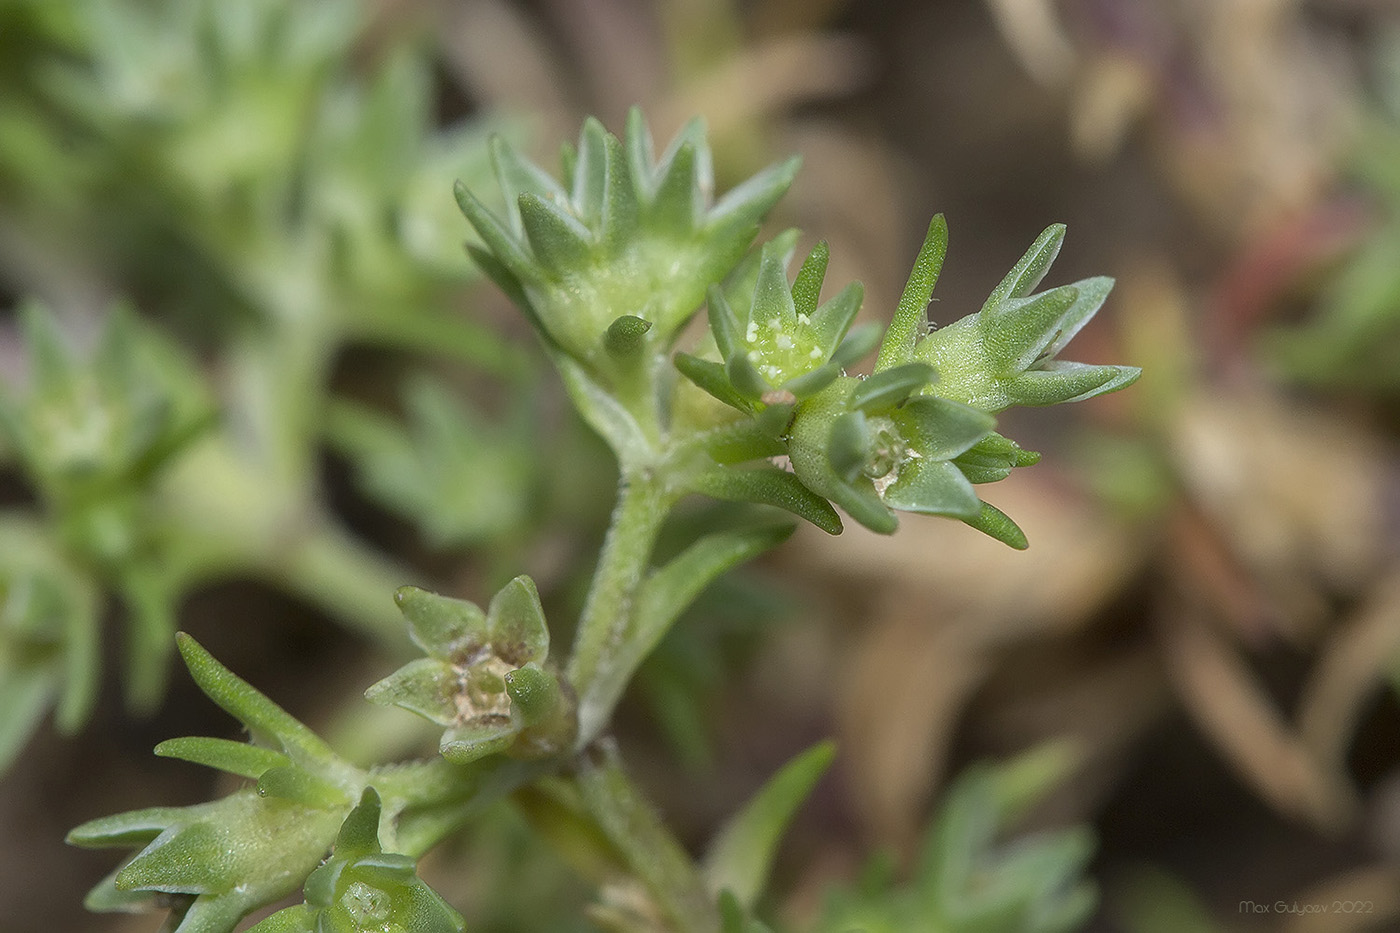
[
  {"left": 154, "top": 737, "right": 290, "bottom": 780},
  {"left": 1042, "top": 276, "right": 1114, "bottom": 360},
  {"left": 174, "top": 634, "right": 337, "bottom": 766},
  {"left": 690, "top": 467, "right": 842, "bottom": 534},
  {"left": 1007, "top": 362, "right": 1141, "bottom": 406},
  {"left": 571, "top": 117, "right": 609, "bottom": 225},
  {"left": 559, "top": 140, "right": 578, "bottom": 185},
  {"left": 808, "top": 282, "right": 864, "bottom": 354},
  {"left": 68, "top": 807, "right": 184, "bottom": 849},
  {"left": 393, "top": 586, "right": 487, "bottom": 659},
  {"left": 982, "top": 284, "right": 1079, "bottom": 371},
  {"left": 894, "top": 396, "right": 995, "bottom": 461},
  {"left": 982, "top": 223, "right": 1066, "bottom": 314},
  {"left": 256, "top": 765, "right": 351, "bottom": 809},
  {"left": 602, "top": 130, "right": 640, "bottom": 248},
  {"left": 581, "top": 523, "right": 797, "bottom": 742},
  {"left": 364, "top": 658, "right": 460, "bottom": 726},
  {"left": 830, "top": 323, "right": 881, "bottom": 368},
  {"left": 827, "top": 410, "right": 871, "bottom": 482},
  {"left": 624, "top": 107, "right": 656, "bottom": 198},
  {"left": 489, "top": 134, "right": 568, "bottom": 236},
  {"left": 781, "top": 362, "right": 840, "bottom": 399},
  {"left": 439, "top": 720, "right": 516, "bottom": 764},
  {"left": 464, "top": 244, "right": 533, "bottom": 322},
  {"left": 703, "top": 741, "right": 836, "bottom": 910},
  {"left": 652, "top": 117, "right": 710, "bottom": 221},
  {"left": 168, "top": 895, "right": 248, "bottom": 932},
  {"left": 722, "top": 229, "right": 800, "bottom": 311},
  {"left": 726, "top": 352, "right": 772, "bottom": 399},
  {"left": 334, "top": 787, "right": 383, "bottom": 857},
  {"left": 454, "top": 181, "right": 538, "bottom": 283},
  {"left": 705, "top": 156, "right": 801, "bottom": 246},
  {"left": 849, "top": 363, "right": 935, "bottom": 413},
  {"left": 962, "top": 501, "right": 1029, "bottom": 550},
  {"left": 342, "top": 853, "right": 419, "bottom": 887},
  {"left": 828, "top": 476, "right": 898, "bottom": 534},
  {"left": 634, "top": 524, "right": 794, "bottom": 654},
  {"left": 82, "top": 864, "right": 160, "bottom": 913},
  {"left": 649, "top": 140, "right": 701, "bottom": 235},
  {"left": 877, "top": 214, "right": 948, "bottom": 371},
  {"left": 487, "top": 574, "right": 548, "bottom": 662},
  {"left": 952, "top": 432, "right": 1042, "bottom": 484},
  {"left": 674, "top": 352, "right": 753, "bottom": 413},
  {"left": 116, "top": 822, "right": 226, "bottom": 893},
  {"left": 753, "top": 242, "right": 799, "bottom": 330},
  {"left": 791, "top": 241, "right": 830, "bottom": 317},
  {"left": 882, "top": 458, "right": 981, "bottom": 519},
  {"left": 518, "top": 192, "right": 595, "bottom": 273},
  {"left": 695, "top": 418, "right": 787, "bottom": 464},
  {"left": 554, "top": 353, "right": 653, "bottom": 469},
  {"left": 706, "top": 285, "right": 742, "bottom": 360}
]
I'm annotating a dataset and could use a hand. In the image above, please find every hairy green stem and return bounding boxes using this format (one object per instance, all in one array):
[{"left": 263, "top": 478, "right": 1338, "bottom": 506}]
[
  {"left": 576, "top": 744, "right": 719, "bottom": 933},
  {"left": 568, "top": 470, "right": 673, "bottom": 746}
]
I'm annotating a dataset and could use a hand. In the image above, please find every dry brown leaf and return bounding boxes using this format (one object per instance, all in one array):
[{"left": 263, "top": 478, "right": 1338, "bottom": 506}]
[
  {"left": 978, "top": 648, "right": 1171, "bottom": 826},
  {"left": 1156, "top": 603, "right": 1357, "bottom": 832},
  {"left": 658, "top": 33, "right": 872, "bottom": 143},
  {"left": 833, "top": 595, "right": 993, "bottom": 852},
  {"left": 984, "top": 0, "right": 1077, "bottom": 85},
  {"left": 1068, "top": 53, "right": 1156, "bottom": 163},
  {"left": 1282, "top": 864, "right": 1400, "bottom": 933},
  {"left": 1298, "top": 567, "right": 1400, "bottom": 768},
  {"left": 1170, "top": 388, "right": 1392, "bottom": 639},
  {"left": 442, "top": 0, "right": 576, "bottom": 136}
]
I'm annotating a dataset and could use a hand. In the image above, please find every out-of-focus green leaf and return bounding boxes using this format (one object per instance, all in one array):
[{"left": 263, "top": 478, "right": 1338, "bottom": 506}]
[{"left": 703, "top": 741, "right": 836, "bottom": 910}]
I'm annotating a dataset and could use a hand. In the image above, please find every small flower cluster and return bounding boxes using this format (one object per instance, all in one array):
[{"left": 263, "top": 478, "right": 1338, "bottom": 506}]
[{"left": 366, "top": 577, "right": 575, "bottom": 764}]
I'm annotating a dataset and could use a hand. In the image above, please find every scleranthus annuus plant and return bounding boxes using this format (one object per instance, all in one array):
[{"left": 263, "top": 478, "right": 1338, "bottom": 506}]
[{"left": 66, "top": 110, "right": 1137, "bottom": 933}]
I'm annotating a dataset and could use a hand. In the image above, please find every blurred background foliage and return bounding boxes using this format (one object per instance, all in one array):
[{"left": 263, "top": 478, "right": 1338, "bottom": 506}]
[{"left": 4, "top": 0, "right": 1400, "bottom": 931}]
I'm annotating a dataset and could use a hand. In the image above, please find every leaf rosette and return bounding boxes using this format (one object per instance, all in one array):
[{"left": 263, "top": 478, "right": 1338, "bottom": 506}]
[{"left": 454, "top": 109, "right": 798, "bottom": 375}]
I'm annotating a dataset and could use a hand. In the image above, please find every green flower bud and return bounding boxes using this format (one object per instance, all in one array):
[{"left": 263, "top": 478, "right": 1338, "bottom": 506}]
[{"left": 676, "top": 237, "right": 874, "bottom": 413}]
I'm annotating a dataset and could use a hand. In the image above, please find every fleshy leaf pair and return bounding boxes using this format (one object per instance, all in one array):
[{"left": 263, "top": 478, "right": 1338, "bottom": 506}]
[
  {"left": 894, "top": 222, "right": 1140, "bottom": 412},
  {"left": 365, "top": 577, "right": 575, "bottom": 764},
  {"left": 67, "top": 635, "right": 365, "bottom": 933},
  {"left": 456, "top": 109, "right": 798, "bottom": 371},
  {"left": 249, "top": 788, "right": 465, "bottom": 933}
]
